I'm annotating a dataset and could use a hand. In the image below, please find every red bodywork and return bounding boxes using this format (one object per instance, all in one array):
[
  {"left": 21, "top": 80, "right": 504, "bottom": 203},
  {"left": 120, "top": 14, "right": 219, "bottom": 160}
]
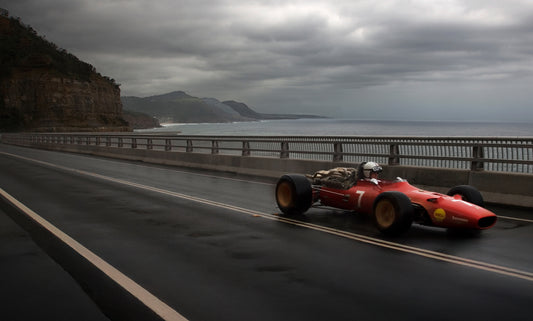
[{"left": 314, "top": 179, "right": 497, "bottom": 230}]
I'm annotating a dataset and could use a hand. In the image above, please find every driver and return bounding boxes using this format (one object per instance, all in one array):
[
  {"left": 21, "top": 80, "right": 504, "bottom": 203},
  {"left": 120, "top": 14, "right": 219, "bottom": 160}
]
[{"left": 360, "top": 161, "right": 383, "bottom": 180}]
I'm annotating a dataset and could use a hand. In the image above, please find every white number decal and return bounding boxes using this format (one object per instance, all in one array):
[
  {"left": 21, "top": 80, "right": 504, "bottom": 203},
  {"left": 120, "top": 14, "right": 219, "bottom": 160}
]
[{"left": 356, "top": 191, "right": 365, "bottom": 208}]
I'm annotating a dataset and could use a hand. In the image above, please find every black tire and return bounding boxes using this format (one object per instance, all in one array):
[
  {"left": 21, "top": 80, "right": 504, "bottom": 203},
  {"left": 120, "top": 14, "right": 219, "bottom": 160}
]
[
  {"left": 447, "top": 185, "right": 484, "bottom": 207},
  {"left": 373, "top": 192, "right": 414, "bottom": 236},
  {"left": 275, "top": 174, "right": 313, "bottom": 215}
]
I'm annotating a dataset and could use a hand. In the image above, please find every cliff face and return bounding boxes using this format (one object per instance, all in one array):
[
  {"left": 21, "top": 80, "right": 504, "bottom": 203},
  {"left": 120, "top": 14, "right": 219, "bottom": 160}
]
[
  {"left": 0, "top": 13, "right": 129, "bottom": 132},
  {"left": 2, "top": 68, "right": 128, "bottom": 131}
]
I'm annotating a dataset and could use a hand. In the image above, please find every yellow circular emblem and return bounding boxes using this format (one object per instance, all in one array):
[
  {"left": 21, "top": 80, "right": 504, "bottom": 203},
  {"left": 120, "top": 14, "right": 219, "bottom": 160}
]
[{"left": 433, "top": 208, "right": 446, "bottom": 221}]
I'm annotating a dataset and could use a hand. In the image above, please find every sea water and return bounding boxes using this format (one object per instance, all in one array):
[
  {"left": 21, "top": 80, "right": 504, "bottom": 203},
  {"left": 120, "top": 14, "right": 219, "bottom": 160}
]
[{"left": 136, "top": 118, "right": 533, "bottom": 137}]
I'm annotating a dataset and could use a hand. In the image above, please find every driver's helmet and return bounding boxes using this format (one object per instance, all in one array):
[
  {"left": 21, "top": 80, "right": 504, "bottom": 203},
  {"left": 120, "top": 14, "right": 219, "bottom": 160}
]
[{"left": 362, "top": 161, "right": 383, "bottom": 178}]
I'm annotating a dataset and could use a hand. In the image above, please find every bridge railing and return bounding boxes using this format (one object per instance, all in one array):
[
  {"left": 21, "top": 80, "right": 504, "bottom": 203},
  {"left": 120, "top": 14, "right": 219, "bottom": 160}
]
[{"left": 2, "top": 133, "right": 532, "bottom": 174}]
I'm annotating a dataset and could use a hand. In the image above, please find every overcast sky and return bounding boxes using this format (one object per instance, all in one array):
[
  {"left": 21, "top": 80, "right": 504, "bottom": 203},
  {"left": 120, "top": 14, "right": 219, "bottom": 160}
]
[{"left": 3, "top": 0, "right": 533, "bottom": 121}]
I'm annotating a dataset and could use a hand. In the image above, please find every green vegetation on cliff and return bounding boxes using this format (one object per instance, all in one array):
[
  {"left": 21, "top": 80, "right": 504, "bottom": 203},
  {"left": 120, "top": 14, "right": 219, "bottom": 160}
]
[
  {"left": 0, "top": 13, "right": 115, "bottom": 85},
  {"left": 0, "top": 10, "right": 127, "bottom": 132}
]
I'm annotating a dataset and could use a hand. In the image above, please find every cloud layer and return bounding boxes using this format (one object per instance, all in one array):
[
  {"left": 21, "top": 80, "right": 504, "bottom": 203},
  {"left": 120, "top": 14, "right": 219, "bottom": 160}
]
[{"left": 3, "top": 0, "right": 533, "bottom": 121}]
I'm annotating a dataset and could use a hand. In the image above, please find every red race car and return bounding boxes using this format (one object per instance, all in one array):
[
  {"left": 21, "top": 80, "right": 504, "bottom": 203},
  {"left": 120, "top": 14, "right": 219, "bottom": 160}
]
[{"left": 275, "top": 162, "right": 497, "bottom": 235}]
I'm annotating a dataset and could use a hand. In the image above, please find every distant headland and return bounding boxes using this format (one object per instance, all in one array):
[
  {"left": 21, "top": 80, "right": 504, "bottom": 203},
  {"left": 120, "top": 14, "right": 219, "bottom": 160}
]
[{"left": 121, "top": 91, "right": 324, "bottom": 128}]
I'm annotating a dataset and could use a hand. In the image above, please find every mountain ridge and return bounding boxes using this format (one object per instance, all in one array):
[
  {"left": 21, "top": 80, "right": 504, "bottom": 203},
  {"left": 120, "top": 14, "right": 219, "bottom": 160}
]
[{"left": 121, "top": 91, "right": 323, "bottom": 124}]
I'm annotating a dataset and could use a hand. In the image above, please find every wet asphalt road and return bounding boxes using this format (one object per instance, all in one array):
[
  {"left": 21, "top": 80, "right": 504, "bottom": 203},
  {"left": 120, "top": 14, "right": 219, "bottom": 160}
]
[{"left": 1, "top": 143, "right": 532, "bottom": 321}]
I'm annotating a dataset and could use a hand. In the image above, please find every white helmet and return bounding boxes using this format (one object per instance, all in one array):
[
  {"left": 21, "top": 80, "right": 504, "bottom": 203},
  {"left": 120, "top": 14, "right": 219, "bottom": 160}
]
[{"left": 362, "top": 161, "right": 382, "bottom": 178}]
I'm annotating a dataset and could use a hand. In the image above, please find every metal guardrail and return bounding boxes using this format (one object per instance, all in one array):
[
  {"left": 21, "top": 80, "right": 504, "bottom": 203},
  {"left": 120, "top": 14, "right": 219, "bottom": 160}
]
[{"left": 2, "top": 133, "right": 532, "bottom": 174}]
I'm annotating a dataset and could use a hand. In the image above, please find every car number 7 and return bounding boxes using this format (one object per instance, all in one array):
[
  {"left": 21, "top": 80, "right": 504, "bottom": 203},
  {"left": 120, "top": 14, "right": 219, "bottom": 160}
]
[{"left": 356, "top": 191, "right": 365, "bottom": 208}]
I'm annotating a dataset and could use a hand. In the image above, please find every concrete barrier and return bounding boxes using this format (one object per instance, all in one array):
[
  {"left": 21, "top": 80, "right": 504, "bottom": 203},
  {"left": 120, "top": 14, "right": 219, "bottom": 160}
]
[
  {"left": 0, "top": 188, "right": 173, "bottom": 321},
  {"left": 17, "top": 142, "right": 533, "bottom": 208}
]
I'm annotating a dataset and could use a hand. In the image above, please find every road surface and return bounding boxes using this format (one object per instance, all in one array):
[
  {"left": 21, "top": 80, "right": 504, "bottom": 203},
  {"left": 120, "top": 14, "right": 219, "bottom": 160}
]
[{"left": 1, "top": 143, "right": 532, "bottom": 321}]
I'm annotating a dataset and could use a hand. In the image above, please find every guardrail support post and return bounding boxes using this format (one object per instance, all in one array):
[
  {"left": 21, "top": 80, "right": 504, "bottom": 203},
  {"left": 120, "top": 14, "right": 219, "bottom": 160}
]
[
  {"left": 471, "top": 145, "right": 484, "bottom": 171},
  {"left": 147, "top": 138, "right": 153, "bottom": 150},
  {"left": 242, "top": 141, "right": 250, "bottom": 156},
  {"left": 333, "top": 143, "right": 343, "bottom": 162},
  {"left": 280, "top": 142, "right": 289, "bottom": 159},
  {"left": 389, "top": 144, "right": 400, "bottom": 165},
  {"left": 211, "top": 140, "right": 219, "bottom": 154},
  {"left": 106, "top": 137, "right": 111, "bottom": 147},
  {"left": 118, "top": 137, "right": 123, "bottom": 148},
  {"left": 131, "top": 138, "right": 137, "bottom": 149},
  {"left": 186, "top": 140, "right": 193, "bottom": 152},
  {"left": 165, "top": 139, "right": 172, "bottom": 151}
]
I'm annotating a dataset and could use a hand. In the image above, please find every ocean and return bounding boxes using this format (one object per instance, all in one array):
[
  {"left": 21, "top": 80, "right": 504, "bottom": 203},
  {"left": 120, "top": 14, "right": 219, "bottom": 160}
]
[{"left": 136, "top": 118, "right": 533, "bottom": 137}]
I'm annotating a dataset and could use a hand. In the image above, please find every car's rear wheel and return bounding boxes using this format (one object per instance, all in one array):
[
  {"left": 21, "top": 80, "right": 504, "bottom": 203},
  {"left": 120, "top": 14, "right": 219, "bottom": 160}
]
[
  {"left": 275, "top": 174, "right": 312, "bottom": 215},
  {"left": 447, "top": 185, "right": 484, "bottom": 207},
  {"left": 373, "top": 192, "right": 414, "bottom": 235}
]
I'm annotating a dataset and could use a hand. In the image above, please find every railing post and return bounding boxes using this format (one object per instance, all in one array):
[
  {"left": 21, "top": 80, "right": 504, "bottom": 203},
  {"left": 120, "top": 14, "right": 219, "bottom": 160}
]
[
  {"left": 106, "top": 137, "right": 111, "bottom": 147},
  {"left": 118, "top": 137, "right": 123, "bottom": 148},
  {"left": 186, "top": 139, "right": 193, "bottom": 152},
  {"left": 471, "top": 145, "right": 484, "bottom": 171},
  {"left": 242, "top": 141, "right": 250, "bottom": 156},
  {"left": 165, "top": 139, "right": 172, "bottom": 151},
  {"left": 333, "top": 142, "right": 343, "bottom": 162},
  {"left": 280, "top": 141, "right": 289, "bottom": 159},
  {"left": 131, "top": 138, "right": 137, "bottom": 149},
  {"left": 389, "top": 144, "right": 400, "bottom": 165},
  {"left": 211, "top": 140, "right": 219, "bottom": 154},
  {"left": 147, "top": 138, "right": 153, "bottom": 150},
  {"left": 96, "top": 136, "right": 101, "bottom": 146}
]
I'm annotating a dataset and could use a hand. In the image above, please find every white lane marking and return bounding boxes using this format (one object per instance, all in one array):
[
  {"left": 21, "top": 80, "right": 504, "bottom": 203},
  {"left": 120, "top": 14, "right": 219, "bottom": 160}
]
[
  {"left": 3, "top": 149, "right": 530, "bottom": 223},
  {"left": 274, "top": 216, "right": 533, "bottom": 282},
  {"left": 0, "top": 188, "right": 188, "bottom": 321},
  {"left": 497, "top": 215, "right": 533, "bottom": 223},
  {"left": 2, "top": 147, "right": 272, "bottom": 186},
  {"left": 2, "top": 151, "right": 533, "bottom": 282}
]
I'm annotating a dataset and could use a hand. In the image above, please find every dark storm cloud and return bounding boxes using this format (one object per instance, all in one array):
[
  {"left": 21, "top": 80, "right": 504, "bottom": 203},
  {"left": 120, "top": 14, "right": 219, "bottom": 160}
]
[{"left": 2, "top": 0, "right": 533, "bottom": 121}]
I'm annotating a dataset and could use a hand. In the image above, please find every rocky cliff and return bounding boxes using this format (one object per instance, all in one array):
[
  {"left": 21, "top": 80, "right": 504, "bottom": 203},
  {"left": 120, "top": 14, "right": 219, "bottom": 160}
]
[{"left": 0, "top": 12, "right": 129, "bottom": 132}]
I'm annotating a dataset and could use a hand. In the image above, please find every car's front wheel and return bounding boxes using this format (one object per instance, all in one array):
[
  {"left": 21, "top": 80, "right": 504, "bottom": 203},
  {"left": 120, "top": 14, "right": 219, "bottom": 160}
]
[
  {"left": 373, "top": 191, "right": 414, "bottom": 235},
  {"left": 447, "top": 185, "right": 484, "bottom": 207}
]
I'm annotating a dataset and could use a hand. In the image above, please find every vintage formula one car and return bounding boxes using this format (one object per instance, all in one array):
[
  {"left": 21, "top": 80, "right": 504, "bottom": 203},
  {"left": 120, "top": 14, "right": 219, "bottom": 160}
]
[{"left": 275, "top": 162, "right": 497, "bottom": 235}]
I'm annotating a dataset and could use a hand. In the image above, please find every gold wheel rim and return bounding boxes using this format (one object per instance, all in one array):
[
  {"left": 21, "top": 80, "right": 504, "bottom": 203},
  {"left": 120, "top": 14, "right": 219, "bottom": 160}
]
[
  {"left": 276, "top": 181, "right": 293, "bottom": 208},
  {"left": 375, "top": 199, "right": 396, "bottom": 228}
]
